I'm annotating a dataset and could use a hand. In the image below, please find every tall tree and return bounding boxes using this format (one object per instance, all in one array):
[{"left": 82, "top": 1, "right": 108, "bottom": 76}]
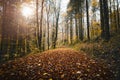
[
  {"left": 116, "top": 0, "right": 120, "bottom": 29},
  {"left": 36, "top": 0, "right": 39, "bottom": 49},
  {"left": 70, "top": 14, "right": 73, "bottom": 44},
  {"left": 78, "top": 1, "right": 84, "bottom": 41},
  {"left": 52, "top": 0, "right": 61, "bottom": 48},
  {"left": 39, "top": 0, "right": 44, "bottom": 51},
  {"left": 46, "top": 1, "right": 50, "bottom": 50},
  {"left": 113, "top": 0, "right": 118, "bottom": 32},
  {"left": 99, "top": 0, "right": 110, "bottom": 41},
  {"left": 36, "top": 0, "right": 44, "bottom": 51},
  {"left": 86, "top": 0, "right": 90, "bottom": 40}
]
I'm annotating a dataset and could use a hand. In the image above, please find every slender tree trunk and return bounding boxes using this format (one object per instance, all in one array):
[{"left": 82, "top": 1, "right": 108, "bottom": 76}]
[
  {"left": 70, "top": 15, "right": 73, "bottom": 44},
  {"left": 62, "top": 27, "right": 64, "bottom": 43},
  {"left": 0, "top": 0, "right": 5, "bottom": 53},
  {"left": 75, "top": 17, "right": 78, "bottom": 40},
  {"left": 75, "top": 2, "right": 79, "bottom": 41},
  {"left": 1, "top": 0, "right": 9, "bottom": 56},
  {"left": 46, "top": 4, "right": 50, "bottom": 50},
  {"left": 66, "top": 20, "right": 69, "bottom": 43},
  {"left": 39, "top": 0, "right": 44, "bottom": 51},
  {"left": 86, "top": 0, "right": 90, "bottom": 40},
  {"left": 54, "top": 16, "right": 59, "bottom": 48},
  {"left": 47, "top": 14, "right": 50, "bottom": 50},
  {"left": 113, "top": 0, "right": 117, "bottom": 32},
  {"left": 52, "top": 14, "right": 55, "bottom": 48},
  {"left": 79, "top": 10, "right": 83, "bottom": 40},
  {"left": 53, "top": 0, "right": 61, "bottom": 48},
  {"left": 42, "top": 28, "right": 46, "bottom": 51},
  {"left": 116, "top": 0, "right": 120, "bottom": 29},
  {"left": 103, "top": 0, "right": 110, "bottom": 41},
  {"left": 36, "top": 0, "right": 40, "bottom": 49},
  {"left": 109, "top": 0, "right": 112, "bottom": 31},
  {"left": 16, "top": 24, "right": 19, "bottom": 56},
  {"left": 78, "top": 1, "right": 83, "bottom": 41},
  {"left": 99, "top": 0, "right": 105, "bottom": 39}
]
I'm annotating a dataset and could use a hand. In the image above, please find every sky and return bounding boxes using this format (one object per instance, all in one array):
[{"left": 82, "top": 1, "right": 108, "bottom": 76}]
[{"left": 61, "top": 0, "right": 70, "bottom": 13}]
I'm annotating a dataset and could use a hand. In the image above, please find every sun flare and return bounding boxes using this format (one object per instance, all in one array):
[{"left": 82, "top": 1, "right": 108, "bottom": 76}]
[{"left": 21, "top": 5, "right": 33, "bottom": 17}]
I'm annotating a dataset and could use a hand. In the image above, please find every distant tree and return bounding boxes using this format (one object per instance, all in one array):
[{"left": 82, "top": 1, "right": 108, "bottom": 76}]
[
  {"left": 67, "top": 0, "right": 84, "bottom": 42},
  {"left": 70, "top": 14, "right": 73, "bottom": 44},
  {"left": 90, "top": 0, "right": 100, "bottom": 39}
]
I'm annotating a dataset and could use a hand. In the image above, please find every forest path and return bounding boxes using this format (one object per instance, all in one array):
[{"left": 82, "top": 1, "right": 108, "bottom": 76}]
[{"left": 0, "top": 48, "right": 114, "bottom": 80}]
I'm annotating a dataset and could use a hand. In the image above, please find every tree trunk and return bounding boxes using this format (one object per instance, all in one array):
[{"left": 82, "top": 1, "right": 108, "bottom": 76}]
[
  {"left": 36, "top": 0, "right": 40, "bottom": 49},
  {"left": 86, "top": 0, "right": 90, "bottom": 40},
  {"left": 99, "top": 0, "right": 105, "bottom": 39},
  {"left": 46, "top": 4, "right": 50, "bottom": 50},
  {"left": 75, "top": 17, "right": 78, "bottom": 40},
  {"left": 100, "top": 0, "right": 110, "bottom": 41},
  {"left": 116, "top": 0, "right": 120, "bottom": 29},
  {"left": 70, "top": 15, "right": 73, "bottom": 44},
  {"left": 109, "top": 0, "right": 112, "bottom": 31},
  {"left": 39, "top": 0, "right": 44, "bottom": 51},
  {"left": 79, "top": 12, "right": 83, "bottom": 40},
  {"left": 53, "top": 0, "right": 61, "bottom": 48},
  {"left": 113, "top": 0, "right": 117, "bottom": 32}
]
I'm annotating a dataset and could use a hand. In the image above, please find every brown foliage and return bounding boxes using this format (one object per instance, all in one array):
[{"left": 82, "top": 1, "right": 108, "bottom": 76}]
[{"left": 0, "top": 48, "right": 114, "bottom": 80}]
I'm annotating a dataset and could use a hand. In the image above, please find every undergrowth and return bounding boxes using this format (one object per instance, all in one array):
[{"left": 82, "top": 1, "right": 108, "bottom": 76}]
[{"left": 71, "top": 32, "right": 120, "bottom": 80}]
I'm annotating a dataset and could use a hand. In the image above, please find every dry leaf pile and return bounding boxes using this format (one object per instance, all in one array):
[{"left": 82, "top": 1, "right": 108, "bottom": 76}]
[{"left": 0, "top": 48, "right": 114, "bottom": 80}]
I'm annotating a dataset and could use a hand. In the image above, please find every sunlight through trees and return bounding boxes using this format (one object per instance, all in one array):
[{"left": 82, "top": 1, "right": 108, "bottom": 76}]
[
  {"left": 21, "top": 4, "right": 33, "bottom": 17},
  {"left": 0, "top": 0, "right": 120, "bottom": 79}
]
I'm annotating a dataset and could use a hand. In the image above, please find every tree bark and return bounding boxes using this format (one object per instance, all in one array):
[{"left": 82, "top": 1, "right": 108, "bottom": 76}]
[
  {"left": 36, "top": 0, "right": 40, "bottom": 49},
  {"left": 39, "top": 0, "right": 44, "bottom": 51},
  {"left": 100, "top": 0, "right": 110, "bottom": 41},
  {"left": 70, "top": 15, "right": 73, "bottom": 44},
  {"left": 86, "top": 0, "right": 90, "bottom": 40},
  {"left": 116, "top": 0, "right": 120, "bottom": 29}
]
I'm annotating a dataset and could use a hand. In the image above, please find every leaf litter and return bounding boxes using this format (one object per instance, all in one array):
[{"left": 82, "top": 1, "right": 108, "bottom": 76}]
[{"left": 0, "top": 48, "right": 114, "bottom": 80}]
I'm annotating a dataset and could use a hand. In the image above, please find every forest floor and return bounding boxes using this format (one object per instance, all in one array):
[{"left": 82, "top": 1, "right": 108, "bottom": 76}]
[
  {"left": 71, "top": 32, "right": 120, "bottom": 80},
  {"left": 0, "top": 48, "right": 114, "bottom": 80}
]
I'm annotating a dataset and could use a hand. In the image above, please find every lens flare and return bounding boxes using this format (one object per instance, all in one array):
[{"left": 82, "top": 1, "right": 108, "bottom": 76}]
[{"left": 21, "top": 4, "right": 33, "bottom": 18}]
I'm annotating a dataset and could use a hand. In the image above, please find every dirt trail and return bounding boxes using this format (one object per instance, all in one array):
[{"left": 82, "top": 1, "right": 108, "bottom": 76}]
[{"left": 0, "top": 48, "right": 114, "bottom": 80}]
